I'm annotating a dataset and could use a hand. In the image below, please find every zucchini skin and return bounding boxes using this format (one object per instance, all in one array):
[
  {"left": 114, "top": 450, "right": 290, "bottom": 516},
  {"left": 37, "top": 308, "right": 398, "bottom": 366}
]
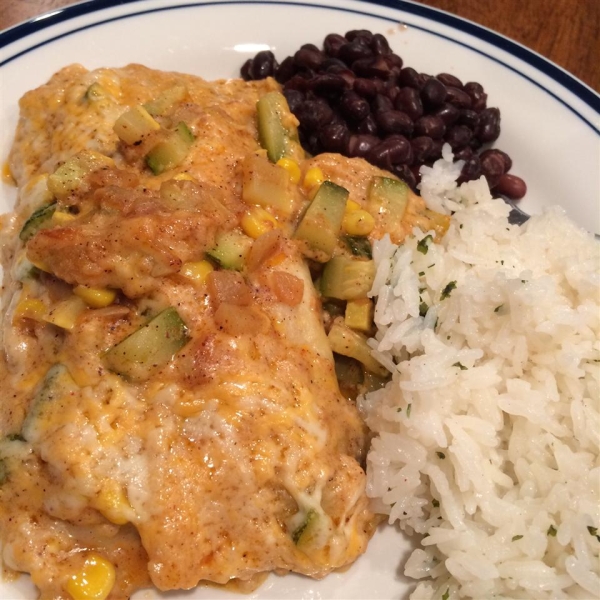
[{"left": 104, "top": 307, "right": 190, "bottom": 381}]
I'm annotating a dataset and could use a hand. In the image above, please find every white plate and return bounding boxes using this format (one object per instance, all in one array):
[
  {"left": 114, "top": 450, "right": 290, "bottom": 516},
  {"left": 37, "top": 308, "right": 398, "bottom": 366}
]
[{"left": 0, "top": 1, "right": 599, "bottom": 598}]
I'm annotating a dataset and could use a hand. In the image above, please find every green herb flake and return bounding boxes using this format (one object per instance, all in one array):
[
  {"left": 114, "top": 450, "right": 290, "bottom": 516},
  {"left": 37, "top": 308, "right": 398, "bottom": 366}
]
[
  {"left": 512, "top": 534, "right": 523, "bottom": 541},
  {"left": 418, "top": 271, "right": 425, "bottom": 277},
  {"left": 587, "top": 526, "right": 600, "bottom": 541},
  {"left": 436, "top": 451, "right": 446, "bottom": 459},
  {"left": 440, "top": 281, "right": 457, "bottom": 300},
  {"left": 419, "top": 302, "right": 429, "bottom": 317},
  {"left": 442, "top": 589, "right": 450, "bottom": 600},
  {"left": 547, "top": 525, "right": 558, "bottom": 537},
  {"left": 417, "top": 235, "right": 433, "bottom": 255},
  {"left": 397, "top": 408, "right": 402, "bottom": 413},
  {"left": 432, "top": 499, "right": 439, "bottom": 508},
  {"left": 406, "top": 404, "right": 412, "bottom": 417},
  {"left": 453, "top": 362, "right": 467, "bottom": 370},
  {"left": 494, "top": 304, "right": 504, "bottom": 313}
]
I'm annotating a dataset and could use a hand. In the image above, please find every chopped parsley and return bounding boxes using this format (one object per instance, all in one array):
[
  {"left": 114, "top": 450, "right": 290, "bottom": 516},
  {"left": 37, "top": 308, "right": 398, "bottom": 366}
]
[
  {"left": 442, "top": 589, "right": 450, "bottom": 600},
  {"left": 494, "top": 304, "right": 504, "bottom": 313},
  {"left": 440, "top": 281, "right": 457, "bottom": 300},
  {"left": 406, "top": 404, "right": 412, "bottom": 417},
  {"left": 512, "top": 534, "right": 523, "bottom": 541},
  {"left": 419, "top": 302, "right": 429, "bottom": 317},
  {"left": 436, "top": 451, "right": 446, "bottom": 459},
  {"left": 547, "top": 525, "right": 557, "bottom": 537},
  {"left": 432, "top": 499, "right": 439, "bottom": 508},
  {"left": 453, "top": 362, "right": 467, "bottom": 370},
  {"left": 587, "top": 526, "right": 600, "bottom": 542},
  {"left": 417, "top": 235, "right": 433, "bottom": 255},
  {"left": 418, "top": 271, "right": 425, "bottom": 277}
]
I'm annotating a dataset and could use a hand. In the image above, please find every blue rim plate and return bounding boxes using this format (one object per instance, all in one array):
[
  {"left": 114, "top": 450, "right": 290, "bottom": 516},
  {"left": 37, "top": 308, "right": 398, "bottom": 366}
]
[{"left": 0, "top": 2, "right": 599, "bottom": 598}]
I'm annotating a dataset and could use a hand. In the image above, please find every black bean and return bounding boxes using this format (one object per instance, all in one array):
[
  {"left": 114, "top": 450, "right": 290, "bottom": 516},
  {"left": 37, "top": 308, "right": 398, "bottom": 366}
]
[
  {"left": 457, "top": 155, "right": 481, "bottom": 184},
  {"left": 476, "top": 107, "right": 501, "bottom": 143},
  {"left": 411, "top": 136, "right": 434, "bottom": 163},
  {"left": 367, "top": 135, "right": 412, "bottom": 169},
  {"left": 345, "top": 29, "right": 373, "bottom": 43},
  {"left": 453, "top": 146, "right": 473, "bottom": 161},
  {"left": 445, "top": 124, "right": 472, "bottom": 150},
  {"left": 457, "top": 109, "right": 479, "bottom": 129},
  {"left": 414, "top": 114, "right": 446, "bottom": 139},
  {"left": 392, "top": 163, "right": 417, "bottom": 189},
  {"left": 445, "top": 86, "right": 472, "bottom": 109},
  {"left": 480, "top": 150, "right": 505, "bottom": 187},
  {"left": 464, "top": 82, "right": 487, "bottom": 111},
  {"left": 480, "top": 149, "right": 512, "bottom": 173},
  {"left": 371, "top": 33, "right": 392, "bottom": 56},
  {"left": 385, "top": 53, "right": 404, "bottom": 72},
  {"left": 294, "top": 48, "right": 323, "bottom": 71},
  {"left": 295, "top": 98, "right": 334, "bottom": 129},
  {"left": 357, "top": 114, "right": 378, "bottom": 135},
  {"left": 319, "top": 121, "right": 350, "bottom": 153},
  {"left": 346, "top": 134, "right": 380, "bottom": 158},
  {"left": 384, "top": 81, "right": 400, "bottom": 103},
  {"left": 322, "top": 57, "right": 347, "bottom": 70},
  {"left": 421, "top": 78, "right": 447, "bottom": 108},
  {"left": 240, "top": 59, "right": 253, "bottom": 81},
  {"left": 495, "top": 173, "right": 527, "bottom": 199},
  {"left": 436, "top": 73, "right": 463, "bottom": 88},
  {"left": 429, "top": 139, "right": 445, "bottom": 160},
  {"left": 283, "top": 89, "right": 304, "bottom": 113},
  {"left": 353, "top": 56, "right": 393, "bottom": 79},
  {"left": 434, "top": 103, "right": 460, "bottom": 125},
  {"left": 375, "top": 110, "right": 414, "bottom": 136},
  {"left": 284, "top": 74, "right": 312, "bottom": 92},
  {"left": 398, "top": 67, "right": 422, "bottom": 89},
  {"left": 323, "top": 33, "right": 346, "bottom": 57},
  {"left": 394, "top": 87, "right": 423, "bottom": 121},
  {"left": 339, "top": 90, "right": 371, "bottom": 121},
  {"left": 274, "top": 56, "right": 297, "bottom": 84},
  {"left": 310, "top": 73, "right": 349, "bottom": 95},
  {"left": 354, "top": 77, "right": 379, "bottom": 99},
  {"left": 371, "top": 94, "right": 394, "bottom": 113},
  {"left": 338, "top": 40, "right": 374, "bottom": 64}
]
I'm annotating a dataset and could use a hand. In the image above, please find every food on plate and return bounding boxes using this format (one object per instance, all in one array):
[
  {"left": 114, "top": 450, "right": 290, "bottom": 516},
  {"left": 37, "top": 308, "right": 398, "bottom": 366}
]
[
  {"left": 0, "top": 63, "right": 449, "bottom": 599},
  {"left": 241, "top": 29, "right": 526, "bottom": 199},
  {"left": 360, "top": 150, "right": 600, "bottom": 598}
]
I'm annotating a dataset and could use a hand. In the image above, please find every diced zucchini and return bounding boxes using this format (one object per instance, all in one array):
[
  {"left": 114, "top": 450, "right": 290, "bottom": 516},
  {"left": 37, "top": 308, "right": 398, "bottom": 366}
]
[
  {"left": 85, "top": 82, "right": 108, "bottom": 102},
  {"left": 146, "top": 122, "right": 195, "bottom": 175},
  {"left": 345, "top": 298, "right": 373, "bottom": 332},
  {"left": 144, "top": 84, "right": 188, "bottom": 116},
  {"left": 292, "top": 509, "right": 318, "bottom": 545},
  {"left": 19, "top": 203, "right": 56, "bottom": 242},
  {"left": 206, "top": 230, "right": 253, "bottom": 271},
  {"left": 293, "top": 181, "right": 348, "bottom": 262},
  {"left": 104, "top": 307, "right": 190, "bottom": 382},
  {"left": 320, "top": 256, "right": 375, "bottom": 300},
  {"left": 113, "top": 105, "right": 161, "bottom": 145},
  {"left": 328, "top": 318, "right": 388, "bottom": 376},
  {"left": 342, "top": 235, "right": 372, "bottom": 259},
  {"left": 48, "top": 151, "right": 114, "bottom": 200},
  {"left": 22, "top": 364, "right": 79, "bottom": 441},
  {"left": 414, "top": 207, "right": 452, "bottom": 239},
  {"left": 256, "top": 91, "right": 303, "bottom": 163},
  {"left": 367, "top": 176, "right": 409, "bottom": 228},
  {"left": 242, "top": 154, "right": 294, "bottom": 216}
]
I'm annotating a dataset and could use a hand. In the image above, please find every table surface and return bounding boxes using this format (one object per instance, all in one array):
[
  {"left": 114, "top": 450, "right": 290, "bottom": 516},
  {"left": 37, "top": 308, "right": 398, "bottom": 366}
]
[{"left": 1, "top": 0, "right": 599, "bottom": 92}]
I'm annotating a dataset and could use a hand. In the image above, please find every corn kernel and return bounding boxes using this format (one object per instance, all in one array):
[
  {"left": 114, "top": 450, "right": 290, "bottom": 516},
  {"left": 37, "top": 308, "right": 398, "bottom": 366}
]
[
  {"left": 345, "top": 199, "right": 362, "bottom": 213},
  {"left": 276, "top": 158, "right": 301, "bottom": 184},
  {"left": 43, "top": 296, "right": 86, "bottom": 330},
  {"left": 65, "top": 553, "right": 116, "bottom": 600},
  {"left": 14, "top": 298, "right": 47, "bottom": 321},
  {"left": 343, "top": 209, "right": 375, "bottom": 236},
  {"left": 73, "top": 286, "right": 116, "bottom": 309},
  {"left": 52, "top": 210, "right": 77, "bottom": 224},
  {"left": 241, "top": 206, "right": 279, "bottom": 239},
  {"left": 180, "top": 260, "right": 214, "bottom": 283},
  {"left": 173, "top": 172, "right": 195, "bottom": 181},
  {"left": 302, "top": 166, "right": 325, "bottom": 191},
  {"left": 94, "top": 483, "right": 131, "bottom": 525}
]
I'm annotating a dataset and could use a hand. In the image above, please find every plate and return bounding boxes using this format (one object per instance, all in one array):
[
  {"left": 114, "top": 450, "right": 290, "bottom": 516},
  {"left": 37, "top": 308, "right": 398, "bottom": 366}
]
[{"left": 0, "top": 1, "right": 599, "bottom": 599}]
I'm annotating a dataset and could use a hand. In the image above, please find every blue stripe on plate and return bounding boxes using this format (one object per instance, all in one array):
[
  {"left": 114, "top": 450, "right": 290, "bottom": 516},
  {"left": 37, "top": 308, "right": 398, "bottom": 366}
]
[{"left": 1, "top": 0, "right": 599, "bottom": 128}]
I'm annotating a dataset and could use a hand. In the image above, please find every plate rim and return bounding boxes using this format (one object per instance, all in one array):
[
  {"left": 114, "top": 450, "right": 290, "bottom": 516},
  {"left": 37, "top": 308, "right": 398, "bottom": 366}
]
[{"left": 1, "top": 0, "right": 599, "bottom": 122}]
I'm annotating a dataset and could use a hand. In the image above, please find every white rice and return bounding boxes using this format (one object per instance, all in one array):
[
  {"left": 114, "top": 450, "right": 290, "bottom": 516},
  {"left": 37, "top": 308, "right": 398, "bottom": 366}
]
[{"left": 359, "top": 147, "right": 600, "bottom": 599}]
